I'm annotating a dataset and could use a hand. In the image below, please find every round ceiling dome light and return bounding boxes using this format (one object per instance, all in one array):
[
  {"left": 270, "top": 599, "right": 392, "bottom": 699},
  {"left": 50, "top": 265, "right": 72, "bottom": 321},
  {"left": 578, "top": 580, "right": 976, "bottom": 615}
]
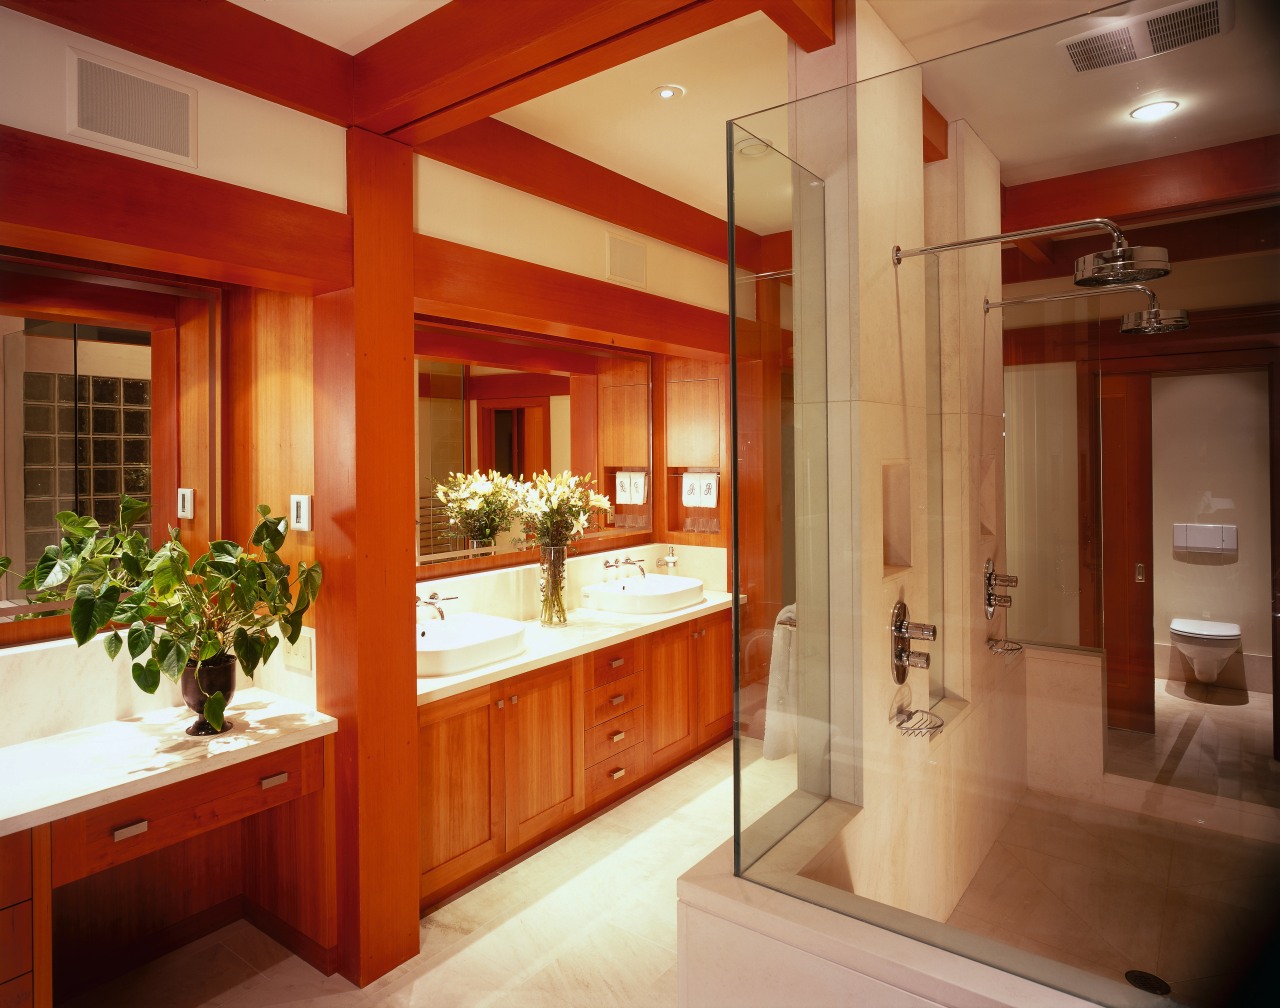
[
  {"left": 1130, "top": 100, "right": 1179, "bottom": 121},
  {"left": 653, "top": 84, "right": 686, "bottom": 101},
  {"left": 734, "top": 136, "right": 773, "bottom": 158}
]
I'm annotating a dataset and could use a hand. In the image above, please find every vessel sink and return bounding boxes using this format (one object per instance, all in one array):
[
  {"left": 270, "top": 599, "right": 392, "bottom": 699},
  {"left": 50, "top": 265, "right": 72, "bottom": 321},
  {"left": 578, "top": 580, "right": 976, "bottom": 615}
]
[
  {"left": 580, "top": 574, "right": 705, "bottom": 615},
  {"left": 416, "top": 612, "right": 527, "bottom": 676}
]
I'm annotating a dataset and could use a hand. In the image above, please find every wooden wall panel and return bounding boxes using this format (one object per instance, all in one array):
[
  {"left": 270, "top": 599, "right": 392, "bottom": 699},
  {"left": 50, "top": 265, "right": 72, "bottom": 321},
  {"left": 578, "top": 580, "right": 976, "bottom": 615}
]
[
  {"left": 222, "top": 287, "right": 316, "bottom": 570},
  {"left": 174, "top": 297, "right": 216, "bottom": 554},
  {"left": 0, "top": 126, "right": 352, "bottom": 295},
  {"left": 312, "top": 128, "right": 420, "bottom": 986}
]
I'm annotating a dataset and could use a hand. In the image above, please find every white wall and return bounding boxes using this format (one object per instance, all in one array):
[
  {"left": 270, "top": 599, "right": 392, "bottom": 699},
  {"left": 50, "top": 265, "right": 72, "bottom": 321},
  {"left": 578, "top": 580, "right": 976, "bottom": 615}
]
[
  {"left": 414, "top": 158, "right": 729, "bottom": 313},
  {"left": 0, "top": 6, "right": 347, "bottom": 212}
]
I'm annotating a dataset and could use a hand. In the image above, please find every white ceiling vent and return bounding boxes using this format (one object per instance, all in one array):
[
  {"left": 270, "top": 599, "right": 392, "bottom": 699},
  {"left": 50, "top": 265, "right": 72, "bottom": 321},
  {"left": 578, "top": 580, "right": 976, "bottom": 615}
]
[
  {"left": 68, "top": 50, "right": 197, "bottom": 167},
  {"left": 1059, "top": 0, "right": 1233, "bottom": 72},
  {"left": 605, "top": 233, "right": 647, "bottom": 289}
]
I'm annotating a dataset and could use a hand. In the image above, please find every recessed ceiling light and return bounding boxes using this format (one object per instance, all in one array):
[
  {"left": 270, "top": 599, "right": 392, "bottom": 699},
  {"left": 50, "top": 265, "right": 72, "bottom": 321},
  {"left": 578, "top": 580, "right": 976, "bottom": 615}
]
[
  {"left": 1130, "top": 100, "right": 1179, "bottom": 121},
  {"left": 653, "top": 84, "right": 685, "bottom": 101},
  {"left": 734, "top": 136, "right": 772, "bottom": 158}
]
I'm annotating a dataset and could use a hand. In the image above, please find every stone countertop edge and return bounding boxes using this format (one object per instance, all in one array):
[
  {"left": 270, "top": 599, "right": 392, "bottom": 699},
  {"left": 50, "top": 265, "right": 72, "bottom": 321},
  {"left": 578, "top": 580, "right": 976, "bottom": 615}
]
[
  {"left": 0, "top": 687, "right": 338, "bottom": 839},
  {"left": 416, "top": 591, "right": 734, "bottom": 706}
]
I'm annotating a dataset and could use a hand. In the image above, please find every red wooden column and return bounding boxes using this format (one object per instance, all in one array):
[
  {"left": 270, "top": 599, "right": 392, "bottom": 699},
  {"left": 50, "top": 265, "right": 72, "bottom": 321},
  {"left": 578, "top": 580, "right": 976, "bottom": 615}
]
[{"left": 313, "top": 128, "right": 420, "bottom": 985}]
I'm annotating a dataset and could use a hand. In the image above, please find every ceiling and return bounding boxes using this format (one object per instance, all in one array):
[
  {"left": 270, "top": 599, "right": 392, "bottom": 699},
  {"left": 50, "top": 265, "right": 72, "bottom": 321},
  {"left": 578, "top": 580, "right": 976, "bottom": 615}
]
[{"left": 226, "top": 0, "right": 1278, "bottom": 233}]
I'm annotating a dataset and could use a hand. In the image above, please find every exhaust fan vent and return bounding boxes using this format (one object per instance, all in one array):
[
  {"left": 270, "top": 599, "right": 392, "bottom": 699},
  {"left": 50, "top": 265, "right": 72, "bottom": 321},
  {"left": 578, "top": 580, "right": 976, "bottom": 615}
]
[
  {"left": 1065, "top": 27, "right": 1139, "bottom": 72},
  {"left": 1059, "top": 0, "right": 1232, "bottom": 72},
  {"left": 1148, "top": 0, "right": 1222, "bottom": 53},
  {"left": 605, "top": 233, "right": 647, "bottom": 289},
  {"left": 69, "top": 51, "right": 196, "bottom": 166}
]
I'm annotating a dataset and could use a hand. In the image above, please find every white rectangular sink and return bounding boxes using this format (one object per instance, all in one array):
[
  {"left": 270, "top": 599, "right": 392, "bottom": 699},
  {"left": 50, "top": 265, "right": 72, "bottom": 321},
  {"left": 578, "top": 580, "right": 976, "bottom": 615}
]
[
  {"left": 580, "top": 574, "right": 705, "bottom": 615},
  {"left": 416, "top": 612, "right": 527, "bottom": 677}
]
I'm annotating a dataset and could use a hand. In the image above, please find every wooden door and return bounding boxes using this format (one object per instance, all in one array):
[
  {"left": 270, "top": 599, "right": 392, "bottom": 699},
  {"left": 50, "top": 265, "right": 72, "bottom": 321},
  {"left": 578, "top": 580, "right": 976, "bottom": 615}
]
[
  {"left": 695, "top": 611, "right": 734, "bottom": 745},
  {"left": 417, "top": 685, "right": 505, "bottom": 903},
  {"left": 646, "top": 624, "right": 695, "bottom": 771},
  {"left": 503, "top": 662, "right": 580, "bottom": 849},
  {"left": 1099, "top": 373, "right": 1155, "bottom": 733}
]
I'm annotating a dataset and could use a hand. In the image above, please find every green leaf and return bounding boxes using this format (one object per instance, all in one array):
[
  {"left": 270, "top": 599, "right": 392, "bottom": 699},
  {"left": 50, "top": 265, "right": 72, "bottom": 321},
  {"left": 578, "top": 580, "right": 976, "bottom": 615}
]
[
  {"left": 104, "top": 631, "right": 122, "bottom": 661},
  {"left": 38, "top": 554, "right": 73, "bottom": 592},
  {"left": 55, "top": 511, "right": 100, "bottom": 540},
  {"left": 282, "top": 611, "right": 303, "bottom": 645},
  {"left": 258, "top": 634, "right": 278, "bottom": 673},
  {"left": 69, "top": 585, "right": 99, "bottom": 645},
  {"left": 154, "top": 634, "right": 189, "bottom": 683},
  {"left": 127, "top": 621, "right": 155, "bottom": 659},
  {"left": 132, "top": 658, "right": 161, "bottom": 694},
  {"left": 203, "top": 691, "right": 227, "bottom": 732},
  {"left": 296, "top": 562, "right": 323, "bottom": 609},
  {"left": 0, "top": 556, "right": 9, "bottom": 578},
  {"left": 232, "top": 627, "right": 264, "bottom": 675},
  {"left": 250, "top": 511, "right": 287, "bottom": 554},
  {"left": 117, "top": 494, "right": 151, "bottom": 530}
]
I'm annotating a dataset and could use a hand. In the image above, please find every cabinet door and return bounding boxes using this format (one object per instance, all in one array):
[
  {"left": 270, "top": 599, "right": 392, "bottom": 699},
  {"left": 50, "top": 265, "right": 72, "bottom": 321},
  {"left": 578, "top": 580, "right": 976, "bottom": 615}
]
[
  {"left": 646, "top": 624, "right": 695, "bottom": 772},
  {"left": 418, "top": 685, "right": 505, "bottom": 903},
  {"left": 665, "top": 378, "right": 721, "bottom": 468},
  {"left": 696, "top": 611, "right": 734, "bottom": 745},
  {"left": 504, "top": 662, "right": 581, "bottom": 850},
  {"left": 599, "top": 384, "right": 649, "bottom": 468}
]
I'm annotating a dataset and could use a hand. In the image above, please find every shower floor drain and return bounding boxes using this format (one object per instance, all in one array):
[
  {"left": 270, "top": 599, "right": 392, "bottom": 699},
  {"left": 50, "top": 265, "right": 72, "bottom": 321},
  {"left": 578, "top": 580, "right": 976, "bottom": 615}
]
[{"left": 1125, "top": 970, "right": 1172, "bottom": 995}]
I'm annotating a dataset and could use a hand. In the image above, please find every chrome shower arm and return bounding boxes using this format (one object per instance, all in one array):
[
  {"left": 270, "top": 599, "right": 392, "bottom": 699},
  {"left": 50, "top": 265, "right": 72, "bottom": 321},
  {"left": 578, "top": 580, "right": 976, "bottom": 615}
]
[
  {"left": 893, "top": 217, "right": 1127, "bottom": 266},
  {"left": 984, "top": 283, "right": 1158, "bottom": 314}
]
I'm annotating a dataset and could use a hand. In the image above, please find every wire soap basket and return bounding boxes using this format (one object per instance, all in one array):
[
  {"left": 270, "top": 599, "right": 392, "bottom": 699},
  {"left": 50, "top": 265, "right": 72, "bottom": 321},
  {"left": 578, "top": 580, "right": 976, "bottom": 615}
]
[{"left": 893, "top": 707, "right": 945, "bottom": 739}]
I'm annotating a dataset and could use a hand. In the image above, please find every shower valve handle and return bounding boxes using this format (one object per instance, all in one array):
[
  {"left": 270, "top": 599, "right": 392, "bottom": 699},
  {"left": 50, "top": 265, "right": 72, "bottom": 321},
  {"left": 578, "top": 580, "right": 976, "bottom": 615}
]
[
  {"left": 896, "top": 620, "right": 936, "bottom": 641},
  {"left": 897, "top": 648, "right": 930, "bottom": 670},
  {"left": 990, "top": 572, "right": 1018, "bottom": 587},
  {"left": 990, "top": 594, "right": 1013, "bottom": 609}
]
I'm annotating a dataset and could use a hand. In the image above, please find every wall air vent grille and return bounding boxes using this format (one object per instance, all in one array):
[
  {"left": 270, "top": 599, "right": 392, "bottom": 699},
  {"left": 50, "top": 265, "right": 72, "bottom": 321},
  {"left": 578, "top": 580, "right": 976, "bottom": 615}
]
[
  {"left": 1058, "top": 0, "right": 1232, "bottom": 72},
  {"left": 1065, "top": 27, "right": 1139, "bottom": 71},
  {"left": 1147, "top": 0, "right": 1221, "bottom": 53},
  {"left": 605, "top": 233, "right": 647, "bottom": 289},
  {"left": 70, "top": 52, "right": 196, "bottom": 166}
]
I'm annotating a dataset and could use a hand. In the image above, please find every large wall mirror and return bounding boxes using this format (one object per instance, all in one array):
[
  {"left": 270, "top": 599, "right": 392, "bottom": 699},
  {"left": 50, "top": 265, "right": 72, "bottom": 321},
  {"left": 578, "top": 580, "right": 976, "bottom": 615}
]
[{"left": 414, "top": 320, "right": 652, "bottom": 568}]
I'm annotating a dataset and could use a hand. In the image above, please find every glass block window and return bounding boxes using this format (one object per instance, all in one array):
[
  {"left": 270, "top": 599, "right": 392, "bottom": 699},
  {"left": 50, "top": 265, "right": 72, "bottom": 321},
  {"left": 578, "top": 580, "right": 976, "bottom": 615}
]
[{"left": 22, "top": 370, "right": 152, "bottom": 566}]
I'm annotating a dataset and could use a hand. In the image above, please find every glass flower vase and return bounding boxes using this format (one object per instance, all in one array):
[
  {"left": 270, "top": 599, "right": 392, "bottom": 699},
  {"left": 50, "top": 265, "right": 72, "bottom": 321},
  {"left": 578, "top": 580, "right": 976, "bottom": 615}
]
[{"left": 539, "top": 545, "right": 568, "bottom": 627}]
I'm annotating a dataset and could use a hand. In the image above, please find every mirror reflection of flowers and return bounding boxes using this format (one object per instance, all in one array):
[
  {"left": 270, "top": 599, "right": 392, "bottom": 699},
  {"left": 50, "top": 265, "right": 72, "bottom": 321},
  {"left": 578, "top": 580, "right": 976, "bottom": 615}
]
[
  {"left": 516, "top": 470, "right": 612, "bottom": 548},
  {"left": 435, "top": 470, "right": 520, "bottom": 542}
]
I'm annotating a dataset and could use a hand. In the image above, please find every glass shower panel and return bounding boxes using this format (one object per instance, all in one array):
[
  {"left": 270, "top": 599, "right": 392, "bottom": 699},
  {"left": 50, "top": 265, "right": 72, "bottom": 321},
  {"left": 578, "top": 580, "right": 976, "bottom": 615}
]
[{"left": 728, "top": 114, "right": 831, "bottom": 876}]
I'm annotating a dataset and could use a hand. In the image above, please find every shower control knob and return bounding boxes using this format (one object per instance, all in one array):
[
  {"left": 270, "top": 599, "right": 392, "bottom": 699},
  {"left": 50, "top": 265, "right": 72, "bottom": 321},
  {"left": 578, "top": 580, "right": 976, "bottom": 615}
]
[
  {"left": 896, "top": 620, "right": 937, "bottom": 641},
  {"left": 990, "top": 594, "right": 1013, "bottom": 609},
  {"left": 990, "top": 572, "right": 1019, "bottom": 588},
  {"left": 903, "top": 649, "right": 930, "bottom": 670}
]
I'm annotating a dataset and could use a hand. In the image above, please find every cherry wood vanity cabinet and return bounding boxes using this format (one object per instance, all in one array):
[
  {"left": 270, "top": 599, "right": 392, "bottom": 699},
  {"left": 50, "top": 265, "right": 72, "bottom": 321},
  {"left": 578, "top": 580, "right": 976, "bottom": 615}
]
[
  {"left": 418, "top": 659, "right": 583, "bottom": 908},
  {"left": 694, "top": 611, "right": 735, "bottom": 745},
  {"left": 0, "top": 829, "right": 39, "bottom": 1008},
  {"left": 646, "top": 610, "right": 733, "bottom": 774}
]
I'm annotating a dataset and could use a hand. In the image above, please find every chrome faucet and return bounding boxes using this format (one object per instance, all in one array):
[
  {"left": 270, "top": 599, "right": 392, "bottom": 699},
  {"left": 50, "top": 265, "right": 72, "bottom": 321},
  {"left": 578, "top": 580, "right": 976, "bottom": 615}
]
[
  {"left": 417, "top": 591, "right": 457, "bottom": 620},
  {"left": 604, "top": 556, "right": 646, "bottom": 578}
]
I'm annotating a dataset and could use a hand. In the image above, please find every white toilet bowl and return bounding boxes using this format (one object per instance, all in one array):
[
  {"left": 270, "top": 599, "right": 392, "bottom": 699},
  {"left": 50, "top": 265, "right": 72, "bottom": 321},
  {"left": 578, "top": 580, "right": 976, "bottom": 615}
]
[{"left": 1169, "top": 618, "right": 1241, "bottom": 684}]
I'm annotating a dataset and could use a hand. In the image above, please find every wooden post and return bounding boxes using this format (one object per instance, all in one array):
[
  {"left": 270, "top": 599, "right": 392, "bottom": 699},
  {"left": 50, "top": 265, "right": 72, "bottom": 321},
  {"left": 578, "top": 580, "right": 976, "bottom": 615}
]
[{"left": 313, "top": 127, "right": 420, "bottom": 985}]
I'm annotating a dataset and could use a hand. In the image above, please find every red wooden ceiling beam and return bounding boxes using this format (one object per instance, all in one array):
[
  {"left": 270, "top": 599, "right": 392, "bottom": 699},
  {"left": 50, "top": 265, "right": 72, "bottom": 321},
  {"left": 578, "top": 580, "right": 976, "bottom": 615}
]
[
  {"left": 414, "top": 234, "right": 728, "bottom": 360},
  {"left": 419, "top": 118, "right": 757, "bottom": 268},
  {"left": 1001, "top": 205, "right": 1280, "bottom": 284},
  {"left": 414, "top": 327, "right": 603, "bottom": 375},
  {"left": 0, "top": 125, "right": 352, "bottom": 295},
  {"left": 1, "top": 0, "right": 352, "bottom": 124},
  {"left": 467, "top": 372, "right": 573, "bottom": 399},
  {"left": 0, "top": 268, "right": 178, "bottom": 329},
  {"left": 1002, "top": 135, "right": 1280, "bottom": 232},
  {"left": 922, "top": 96, "right": 948, "bottom": 164},
  {"left": 373, "top": 0, "right": 758, "bottom": 145},
  {"left": 758, "top": 0, "right": 833, "bottom": 52}
]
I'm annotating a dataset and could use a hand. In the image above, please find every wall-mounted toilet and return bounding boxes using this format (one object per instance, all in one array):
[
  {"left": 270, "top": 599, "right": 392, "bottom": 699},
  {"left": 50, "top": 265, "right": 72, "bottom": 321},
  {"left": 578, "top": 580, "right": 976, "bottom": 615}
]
[{"left": 1169, "top": 618, "right": 1241, "bottom": 684}]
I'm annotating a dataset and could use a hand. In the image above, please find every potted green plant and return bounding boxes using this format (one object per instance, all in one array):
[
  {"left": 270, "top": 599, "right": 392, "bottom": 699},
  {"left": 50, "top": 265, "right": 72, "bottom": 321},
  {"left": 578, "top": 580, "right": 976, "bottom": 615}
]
[{"left": 19, "top": 495, "right": 322, "bottom": 736}]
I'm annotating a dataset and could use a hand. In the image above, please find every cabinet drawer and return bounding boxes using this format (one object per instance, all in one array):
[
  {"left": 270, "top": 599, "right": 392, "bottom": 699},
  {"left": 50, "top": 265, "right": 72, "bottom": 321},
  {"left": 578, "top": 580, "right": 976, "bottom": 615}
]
[
  {"left": 585, "top": 673, "right": 642, "bottom": 728},
  {"left": 0, "top": 974, "right": 32, "bottom": 1008},
  {"left": 586, "top": 743, "right": 648, "bottom": 806},
  {"left": 585, "top": 708, "right": 645, "bottom": 767},
  {"left": 51, "top": 739, "right": 322, "bottom": 887},
  {"left": 0, "top": 832, "right": 31, "bottom": 909},
  {"left": 591, "top": 640, "right": 640, "bottom": 688},
  {"left": 0, "top": 900, "right": 31, "bottom": 985}
]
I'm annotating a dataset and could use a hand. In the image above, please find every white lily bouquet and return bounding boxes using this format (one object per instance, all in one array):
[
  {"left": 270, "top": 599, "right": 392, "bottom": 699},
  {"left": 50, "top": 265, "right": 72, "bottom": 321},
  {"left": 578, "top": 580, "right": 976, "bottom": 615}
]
[
  {"left": 516, "top": 471, "right": 612, "bottom": 626},
  {"left": 435, "top": 470, "right": 520, "bottom": 543}
]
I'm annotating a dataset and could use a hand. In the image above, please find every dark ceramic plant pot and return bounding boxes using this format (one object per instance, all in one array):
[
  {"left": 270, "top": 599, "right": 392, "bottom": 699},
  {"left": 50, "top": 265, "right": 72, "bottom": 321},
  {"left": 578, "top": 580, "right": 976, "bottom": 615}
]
[{"left": 180, "top": 654, "right": 237, "bottom": 736}]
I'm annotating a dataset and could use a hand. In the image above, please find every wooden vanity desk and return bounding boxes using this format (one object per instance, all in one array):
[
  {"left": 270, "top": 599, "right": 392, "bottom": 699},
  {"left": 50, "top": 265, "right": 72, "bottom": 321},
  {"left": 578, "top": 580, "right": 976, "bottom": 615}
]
[{"left": 0, "top": 691, "right": 338, "bottom": 1007}]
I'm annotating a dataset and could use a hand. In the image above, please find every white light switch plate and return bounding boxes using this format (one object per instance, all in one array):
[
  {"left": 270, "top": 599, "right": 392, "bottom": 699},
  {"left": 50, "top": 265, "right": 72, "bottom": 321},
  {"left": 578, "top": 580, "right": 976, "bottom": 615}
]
[
  {"left": 177, "top": 488, "right": 194, "bottom": 519},
  {"left": 290, "top": 494, "right": 312, "bottom": 531}
]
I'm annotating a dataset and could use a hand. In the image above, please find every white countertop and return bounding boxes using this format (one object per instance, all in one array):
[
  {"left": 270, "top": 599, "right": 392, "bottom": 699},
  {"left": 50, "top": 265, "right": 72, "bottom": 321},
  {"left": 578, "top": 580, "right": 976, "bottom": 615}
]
[
  {"left": 416, "top": 591, "right": 733, "bottom": 704},
  {"left": 0, "top": 688, "right": 337, "bottom": 838}
]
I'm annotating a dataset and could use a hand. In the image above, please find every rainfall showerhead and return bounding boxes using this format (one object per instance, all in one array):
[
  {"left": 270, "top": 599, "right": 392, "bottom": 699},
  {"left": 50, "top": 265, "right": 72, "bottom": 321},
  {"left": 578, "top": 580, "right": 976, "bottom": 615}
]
[
  {"left": 984, "top": 284, "right": 1190, "bottom": 334},
  {"left": 894, "top": 218, "right": 1172, "bottom": 287}
]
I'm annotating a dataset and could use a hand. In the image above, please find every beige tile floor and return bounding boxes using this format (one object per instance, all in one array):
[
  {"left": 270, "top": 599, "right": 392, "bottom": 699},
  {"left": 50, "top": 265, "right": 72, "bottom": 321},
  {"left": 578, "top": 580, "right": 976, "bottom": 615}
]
[
  {"left": 65, "top": 740, "right": 756, "bottom": 1008},
  {"left": 1105, "top": 680, "right": 1279, "bottom": 809},
  {"left": 950, "top": 790, "right": 1280, "bottom": 1007}
]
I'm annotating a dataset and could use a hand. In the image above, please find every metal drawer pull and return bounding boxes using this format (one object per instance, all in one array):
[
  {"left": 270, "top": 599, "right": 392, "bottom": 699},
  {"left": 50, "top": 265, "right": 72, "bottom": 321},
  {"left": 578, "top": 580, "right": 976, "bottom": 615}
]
[
  {"left": 610, "top": 731, "right": 626, "bottom": 743},
  {"left": 609, "top": 768, "right": 626, "bottom": 780},
  {"left": 113, "top": 820, "right": 149, "bottom": 842},
  {"left": 609, "top": 657, "right": 625, "bottom": 668},
  {"left": 610, "top": 694, "right": 626, "bottom": 706},
  {"left": 260, "top": 772, "right": 289, "bottom": 790}
]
